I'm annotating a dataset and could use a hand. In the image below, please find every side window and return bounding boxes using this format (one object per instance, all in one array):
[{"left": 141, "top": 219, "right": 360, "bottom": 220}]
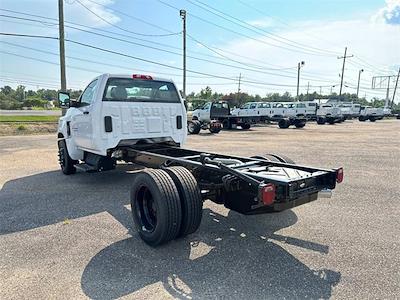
[
  {"left": 203, "top": 103, "right": 211, "bottom": 110},
  {"left": 80, "top": 80, "right": 98, "bottom": 106},
  {"left": 250, "top": 103, "right": 257, "bottom": 109}
]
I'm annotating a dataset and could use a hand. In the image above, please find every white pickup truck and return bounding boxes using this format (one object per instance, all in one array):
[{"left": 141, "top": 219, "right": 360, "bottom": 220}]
[
  {"left": 358, "top": 106, "right": 385, "bottom": 122},
  {"left": 57, "top": 73, "right": 343, "bottom": 247},
  {"left": 316, "top": 104, "right": 344, "bottom": 125}
]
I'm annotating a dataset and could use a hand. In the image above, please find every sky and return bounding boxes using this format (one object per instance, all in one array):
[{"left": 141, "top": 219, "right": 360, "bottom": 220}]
[{"left": 0, "top": 0, "right": 399, "bottom": 102}]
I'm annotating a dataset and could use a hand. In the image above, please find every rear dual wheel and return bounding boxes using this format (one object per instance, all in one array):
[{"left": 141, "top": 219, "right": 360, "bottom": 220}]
[{"left": 130, "top": 168, "right": 203, "bottom": 247}]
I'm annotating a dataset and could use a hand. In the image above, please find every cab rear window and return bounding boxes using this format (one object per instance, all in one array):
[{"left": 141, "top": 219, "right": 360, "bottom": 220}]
[{"left": 103, "top": 78, "right": 180, "bottom": 103}]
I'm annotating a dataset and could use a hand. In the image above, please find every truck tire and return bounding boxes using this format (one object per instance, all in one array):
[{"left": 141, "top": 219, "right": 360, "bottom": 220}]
[
  {"left": 251, "top": 154, "right": 295, "bottom": 164},
  {"left": 369, "top": 116, "right": 376, "bottom": 122},
  {"left": 359, "top": 116, "right": 366, "bottom": 122},
  {"left": 165, "top": 167, "right": 203, "bottom": 237},
  {"left": 58, "top": 139, "right": 77, "bottom": 175},
  {"left": 317, "top": 117, "right": 325, "bottom": 125},
  {"left": 327, "top": 118, "right": 335, "bottom": 125},
  {"left": 242, "top": 123, "right": 251, "bottom": 130},
  {"left": 278, "top": 119, "right": 290, "bottom": 129},
  {"left": 294, "top": 119, "right": 306, "bottom": 128},
  {"left": 188, "top": 120, "right": 201, "bottom": 134},
  {"left": 209, "top": 121, "right": 222, "bottom": 134},
  {"left": 130, "top": 169, "right": 182, "bottom": 246},
  {"left": 222, "top": 119, "right": 232, "bottom": 130}
]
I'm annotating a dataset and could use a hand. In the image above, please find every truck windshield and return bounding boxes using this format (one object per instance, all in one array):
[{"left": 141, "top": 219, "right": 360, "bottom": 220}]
[{"left": 103, "top": 78, "right": 180, "bottom": 103}]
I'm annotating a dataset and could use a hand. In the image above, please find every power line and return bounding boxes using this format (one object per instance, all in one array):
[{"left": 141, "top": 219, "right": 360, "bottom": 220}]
[
  {"left": 0, "top": 32, "right": 323, "bottom": 88},
  {"left": 185, "top": 0, "right": 340, "bottom": 56},
  {"left": 155, "top": 0, "right": 337, "bottom": 57},
  {"left": 0, "top": 14, "right": 323, "bottom": 80},
  {"left": 72, "top": 0, "right": 181, "bottom": 37},
  {"left": 0, "top": 10, "right": 346, "bottom": 82}
]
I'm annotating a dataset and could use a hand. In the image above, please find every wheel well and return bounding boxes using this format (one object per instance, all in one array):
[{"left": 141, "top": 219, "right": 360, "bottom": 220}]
[
  {"left": 191, "top": 116, "right": 198, "bottom": 120},
  {"left": 58, "top": 133, "right": 64, "bottom": 139}
]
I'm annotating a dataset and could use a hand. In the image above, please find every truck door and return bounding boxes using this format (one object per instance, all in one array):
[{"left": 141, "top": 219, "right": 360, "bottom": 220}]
[
  {"left": 200, "top": 102, "right": 212, "bottom": 122},
  {"left": 71, "top": 79, "right": 98, "bottom": 150},
  {"left": 249, "top": 103, "right": 257, "bottom": 116}
]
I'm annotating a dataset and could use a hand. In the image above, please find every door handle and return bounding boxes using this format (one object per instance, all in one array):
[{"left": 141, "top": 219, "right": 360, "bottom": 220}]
[{"left": 83, "top": 111, "right": 89, "bottom": 115}]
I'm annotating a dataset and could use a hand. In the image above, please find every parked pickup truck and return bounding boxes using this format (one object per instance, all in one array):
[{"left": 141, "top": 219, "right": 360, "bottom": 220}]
[
  {"left": 57, "top": 73, "right": 343, "bottom": 247},
  {"left": 231, "top": 101, "right": 307, "bottom": 129},
  {"left": 316, "top": 104, "right": 344, "bottom": 125},
  {"left": 191, "top": 101, "right": 253, "bottom": 130},
  {"left": 358, "top": 106, "right": 385, "bottom": 122}
]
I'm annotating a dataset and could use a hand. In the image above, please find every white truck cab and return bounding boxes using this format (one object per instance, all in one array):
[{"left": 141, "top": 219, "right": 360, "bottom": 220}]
[
  {"left": 57, "top": 74, "right": 186, "bottom": 173},
  {"left": 359, "top": 106, "right": 384, "bottom": 122},
  {"left": 316, "top": 104, "right": 344, "bottom": 125}
]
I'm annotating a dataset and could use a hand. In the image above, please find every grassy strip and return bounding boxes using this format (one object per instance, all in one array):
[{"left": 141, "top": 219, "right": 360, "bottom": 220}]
[{"left": 0, "top": 115, "right": 59, "bottom": 122}]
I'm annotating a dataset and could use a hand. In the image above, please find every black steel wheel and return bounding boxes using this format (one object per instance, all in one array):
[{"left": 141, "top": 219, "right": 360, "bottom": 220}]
[
  {"left": 188, "top": 120, "right": 201, "bottom": 134},
  {"left": 222, "top": 119, "right": 232, "bottom": 129},
  {"left": 131, "top": 169, "right": 182, "bottom": 246},
  {"left": 358, "top": 116, "right": 366, "bottom": 122},
  {"left": 317, "top": 117, "right": 325, "bottom": 125},
  {"left": 165, "top": 167, "right": 203, "bottom": 237},
  {"left": 327, "top": 118, "right": 335, "bottom": 125},
  {"left": 278, "top": 119, "right": 290, "bottom": 129},
  {"left": 57, "top": 139, "right": 77, "bottom": 175},
  {"left": 242, "top": 123, "right": 251, "bottom": 130},
  {"left": 294, "top": 119, "right": 306, "bottom": 128},
  {"left": 369, "top": 117, "right": 376, "bottom": 122}
]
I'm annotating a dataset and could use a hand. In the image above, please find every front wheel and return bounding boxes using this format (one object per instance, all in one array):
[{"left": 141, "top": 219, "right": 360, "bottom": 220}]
[
  {"left": 58, "top": 139, "right": 77, "bottom": 175},
  {"left": 188, "top": 120, "right": 201, "bottom": 134},
  {"left": 294, "top": 120, "right": 306, "bottom": 128}
]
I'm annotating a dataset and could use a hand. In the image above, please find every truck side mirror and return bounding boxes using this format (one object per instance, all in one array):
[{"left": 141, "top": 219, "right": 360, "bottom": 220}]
[{"left": 58, "top": 92, "right": 70, "bottom": 108}]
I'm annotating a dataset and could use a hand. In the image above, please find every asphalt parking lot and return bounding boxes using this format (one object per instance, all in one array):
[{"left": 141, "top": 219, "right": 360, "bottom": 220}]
[{"left": 1, "top": 119, "right": 399, "bottom": 299}]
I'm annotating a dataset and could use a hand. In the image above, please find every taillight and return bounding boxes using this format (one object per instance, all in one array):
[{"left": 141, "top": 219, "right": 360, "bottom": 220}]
[
  {"left": 261, "top": 183, "right": 276, "bottom": 206},
  {"left": 132, "top": 74, "right": 153, "bottom": 80},
  {"left": 336, "top": 167, "right": 344, "bottom": 183}
]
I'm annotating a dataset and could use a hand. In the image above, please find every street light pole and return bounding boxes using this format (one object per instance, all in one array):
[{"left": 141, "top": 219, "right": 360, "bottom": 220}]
[
  {"left": 356, "top": 69, "right": 364, "bottom": 98},
  {"left": 297, "top": 61, "right": 305, "bottom": 99}
]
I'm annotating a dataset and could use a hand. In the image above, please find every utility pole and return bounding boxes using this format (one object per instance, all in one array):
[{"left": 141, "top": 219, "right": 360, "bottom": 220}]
[
  {"left": 319, "top": 86, "right": 322, "bottom": 95},
  {"left": 391, "top": 68, "right": 400, "bottom": 108},
  {"left": 296, "top": 61, "right": 305, "bottom": 99},
  {"left": 306, "top": 82, "right": 310, "bottom": 95},
  {"left": 180, "top": 9, "right": 187, "bottom": 99},
  {"left": 58, "top": 0, "right": 67, "bottom": 115},
  {"left": 356, "top": 69, "right": 364, "bottom": 98},
  {"left": 238, "top": 73, "right": 242, "bottom": 95},
  {"left": 338, "top": 47, "right": 353, "bottom": 97}
]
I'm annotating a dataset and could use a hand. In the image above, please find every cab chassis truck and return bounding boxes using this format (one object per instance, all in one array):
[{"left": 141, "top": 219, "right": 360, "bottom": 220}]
[{"left": 57, "top": 74, "right": 343, "bottom": 247}]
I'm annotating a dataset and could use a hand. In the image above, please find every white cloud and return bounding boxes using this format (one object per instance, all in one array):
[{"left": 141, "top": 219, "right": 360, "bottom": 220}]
[{"left": 372, "top": 0, "right": 400, "bottom": 25}]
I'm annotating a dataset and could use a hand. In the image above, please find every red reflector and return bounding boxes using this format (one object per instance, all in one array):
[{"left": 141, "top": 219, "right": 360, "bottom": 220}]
[
  {"left": 336, "top": 167, "right": 344, "bottom": 183},
  {"left": 262, "top": 183, "right": 276, "bottom": 206},
  {"left": 132, "top": 74, "right": 153, "bottom": 80}
]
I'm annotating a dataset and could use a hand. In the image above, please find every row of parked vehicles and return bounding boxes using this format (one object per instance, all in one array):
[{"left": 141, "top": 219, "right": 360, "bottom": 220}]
[{"left": 188, "top": 99, "right": 391, "bottom": 133}]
